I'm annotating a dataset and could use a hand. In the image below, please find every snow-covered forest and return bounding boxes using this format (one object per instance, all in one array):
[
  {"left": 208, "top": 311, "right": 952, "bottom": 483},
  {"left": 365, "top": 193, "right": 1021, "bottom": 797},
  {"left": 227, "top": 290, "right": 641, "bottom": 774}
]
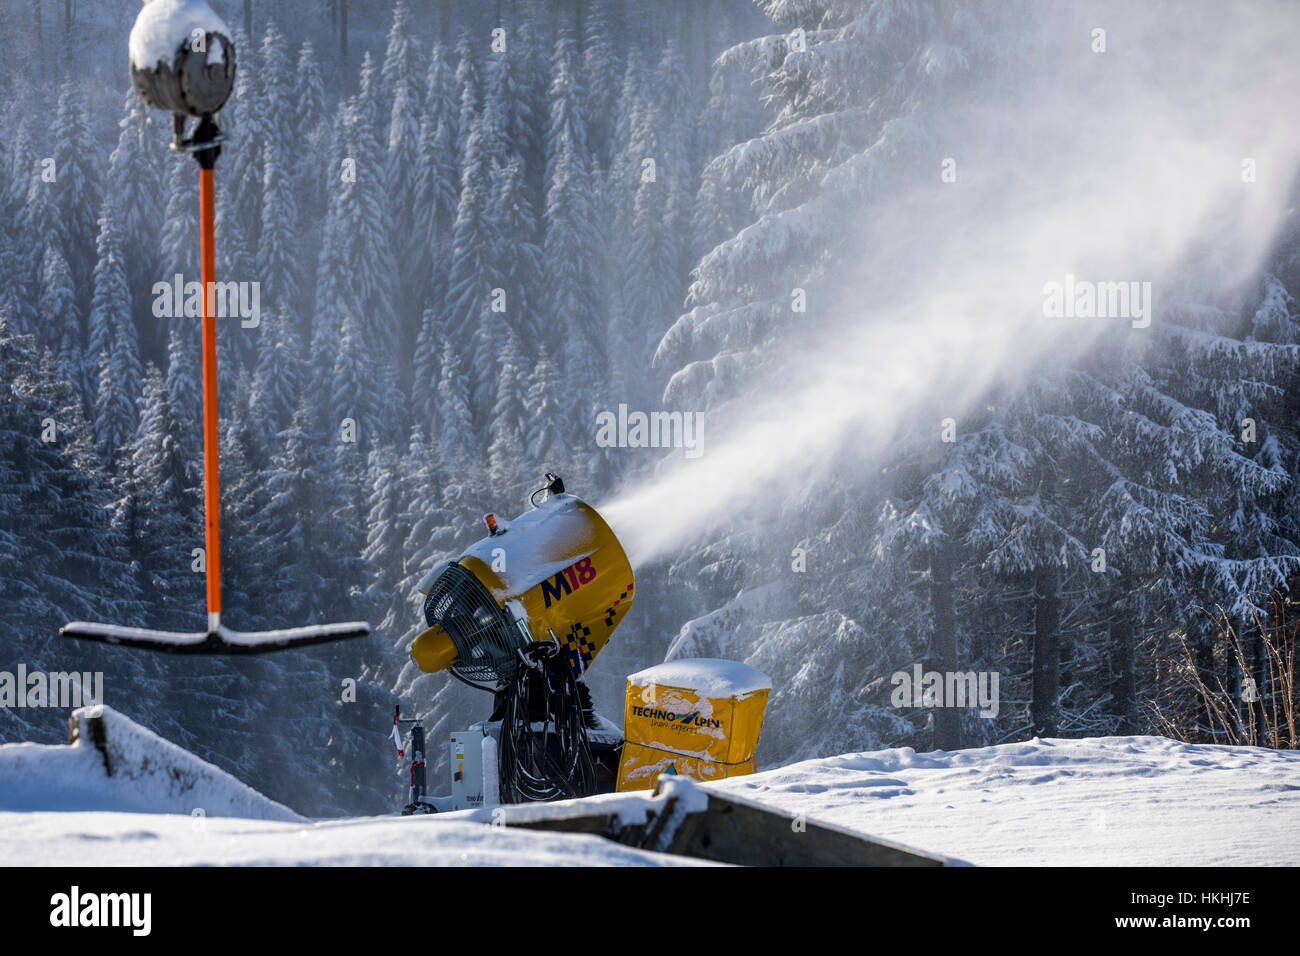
[{"left": 2, "top": 0, "right": 1298, "bottom": 817}]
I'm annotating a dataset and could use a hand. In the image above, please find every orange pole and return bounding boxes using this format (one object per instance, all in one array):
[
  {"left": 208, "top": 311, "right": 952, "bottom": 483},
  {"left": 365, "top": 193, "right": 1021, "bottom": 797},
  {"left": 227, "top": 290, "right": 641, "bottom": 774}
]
[{"left": 199, "top": 165, "right": 222, "bottom": 629}]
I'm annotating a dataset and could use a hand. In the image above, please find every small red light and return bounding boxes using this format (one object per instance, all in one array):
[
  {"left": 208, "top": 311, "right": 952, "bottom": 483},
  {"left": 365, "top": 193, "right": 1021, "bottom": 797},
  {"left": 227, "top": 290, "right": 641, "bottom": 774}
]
[{"left": 484, "top": 513, "right": 499, "bottom": 534}]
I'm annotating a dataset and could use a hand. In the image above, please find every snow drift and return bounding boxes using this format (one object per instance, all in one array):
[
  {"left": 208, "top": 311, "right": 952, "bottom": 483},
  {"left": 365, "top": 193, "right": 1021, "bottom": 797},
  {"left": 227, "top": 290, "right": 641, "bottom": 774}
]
[
  {"left": 0, "top": 705, "right": 300, "bottom": 821},
  {"left": 1, "top": 723, "right": 1293, "bottom": 865},
  {"left": 712, "top": 735, "right": 1300, "bottom": 866}
]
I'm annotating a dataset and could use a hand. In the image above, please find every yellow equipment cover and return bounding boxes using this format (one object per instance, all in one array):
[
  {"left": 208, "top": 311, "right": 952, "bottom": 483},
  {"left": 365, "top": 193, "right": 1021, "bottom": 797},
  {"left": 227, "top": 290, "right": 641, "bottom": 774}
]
[
  {"left": 616, "top": 659, "right": 771, "bottom": 791},
  {"left": 409, "top": 492, "right": 635, "bottom": 681}
]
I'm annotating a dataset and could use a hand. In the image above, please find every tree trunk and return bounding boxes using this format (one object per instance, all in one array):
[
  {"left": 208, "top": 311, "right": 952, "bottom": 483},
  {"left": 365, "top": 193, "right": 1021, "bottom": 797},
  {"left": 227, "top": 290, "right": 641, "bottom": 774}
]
[
  {"left": 340, "top": 0, "right": 348, "bottom": 63},
  {"left": 1031, "top": 562, "right": 1061, "bottom": 737},
  {"left": 34, "top": 0, "right": 44, "bottom": 82},
  {"left": 1110, "top": 616, "right": 1136, "bottom": 734},
  {"left": 690, "top": 0, "right": 709, "bottom": 87},
  {"left": 1193, "top": 613, "right": 1216, "bottom": 687},
  {"left": 930, "top": 545, "right": 961, "bottom": 750},
  {"left": 1243, "top": 617, "right": 1265, "bottom": 744}
]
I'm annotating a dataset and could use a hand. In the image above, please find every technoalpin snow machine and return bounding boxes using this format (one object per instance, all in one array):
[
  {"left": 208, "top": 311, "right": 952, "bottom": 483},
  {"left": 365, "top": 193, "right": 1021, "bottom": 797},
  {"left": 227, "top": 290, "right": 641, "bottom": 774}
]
[
  {"left": 407, "top": 474, "right": 635, "bottom": 805},
  {"left": 409, "top": 474, "right": 635, "bottom": 684},
  {"left": 399, "top": 473, "right": 770, "bottom": 812}
]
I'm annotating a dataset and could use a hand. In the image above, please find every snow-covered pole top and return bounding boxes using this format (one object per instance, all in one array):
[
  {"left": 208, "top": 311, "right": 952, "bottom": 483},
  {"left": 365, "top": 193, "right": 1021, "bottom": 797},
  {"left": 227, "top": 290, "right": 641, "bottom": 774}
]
[
  {"left": 129, "top": 0, "right": 230, "bottom": 72},
  {"left": 129, "top": 0, "right": 236, "bottom": 122}
]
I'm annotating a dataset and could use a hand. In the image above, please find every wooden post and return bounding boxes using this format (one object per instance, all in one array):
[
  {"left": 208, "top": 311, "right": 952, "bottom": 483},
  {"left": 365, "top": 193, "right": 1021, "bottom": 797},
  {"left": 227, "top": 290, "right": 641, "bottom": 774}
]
[
  {"left": 931, "top": 544, "right": 961, "bottom": 750},
  {"left": 1110, "top": 616, "right": 1137, "bottom": 734},
  {"left": 1031, "top": 562, "right": 1061, "bottom": 737}
]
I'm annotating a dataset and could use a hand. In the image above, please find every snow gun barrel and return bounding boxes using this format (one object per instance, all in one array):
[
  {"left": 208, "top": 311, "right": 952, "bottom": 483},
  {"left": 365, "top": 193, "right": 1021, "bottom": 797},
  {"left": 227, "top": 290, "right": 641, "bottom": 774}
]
[{"left": 409, "top": 477, "right": 635, "bottom": 689}]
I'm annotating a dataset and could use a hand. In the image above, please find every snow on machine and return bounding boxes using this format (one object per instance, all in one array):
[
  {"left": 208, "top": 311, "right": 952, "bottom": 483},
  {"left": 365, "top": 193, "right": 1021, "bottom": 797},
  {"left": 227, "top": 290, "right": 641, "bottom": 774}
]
[{"left": 409, "top": 473, "right": 635, "bottom": 686}]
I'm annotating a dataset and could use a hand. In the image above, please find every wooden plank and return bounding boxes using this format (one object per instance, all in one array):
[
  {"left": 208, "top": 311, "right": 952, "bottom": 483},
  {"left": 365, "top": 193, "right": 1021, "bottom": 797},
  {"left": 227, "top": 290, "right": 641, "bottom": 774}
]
[
  {"left": 492, "top": 784, "right": 945, "bottom": 866},
  {"left": 665, "top": 792, "right": 944, "bottom": 866}
]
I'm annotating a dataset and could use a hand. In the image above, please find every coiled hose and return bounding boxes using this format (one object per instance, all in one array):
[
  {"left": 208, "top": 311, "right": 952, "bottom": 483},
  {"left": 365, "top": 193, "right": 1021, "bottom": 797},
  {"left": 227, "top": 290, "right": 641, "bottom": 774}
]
[{"left": 497, "top": 643, "right": 596, "bottom": 803}]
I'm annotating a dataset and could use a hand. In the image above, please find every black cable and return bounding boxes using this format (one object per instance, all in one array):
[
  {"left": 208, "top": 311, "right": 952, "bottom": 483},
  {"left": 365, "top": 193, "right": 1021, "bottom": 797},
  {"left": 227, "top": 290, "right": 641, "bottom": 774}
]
[
  {"left": 529, "top": 473, "right": 565, "bottom": 508},
  {"left": 498, "top": 647, "right": 596, "bottom": 803}
]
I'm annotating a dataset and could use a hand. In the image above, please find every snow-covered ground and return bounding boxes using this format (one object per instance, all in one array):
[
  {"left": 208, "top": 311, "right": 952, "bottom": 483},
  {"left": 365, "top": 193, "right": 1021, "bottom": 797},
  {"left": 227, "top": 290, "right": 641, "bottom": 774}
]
[
  {"left": 1, "top": 707, "right": 1294, "bottom": 865},
  {"left": 0, "top": 707, "right": 706, "bottom": 866},
  {"left": 0, "top": 810, "right": 705, "bottom": 867},
  {"left": 0, "top": 706, "right": 298, "bottom": 820},
  {"left": 712, "top": 736, "right": 1300, "bottom": 866}
]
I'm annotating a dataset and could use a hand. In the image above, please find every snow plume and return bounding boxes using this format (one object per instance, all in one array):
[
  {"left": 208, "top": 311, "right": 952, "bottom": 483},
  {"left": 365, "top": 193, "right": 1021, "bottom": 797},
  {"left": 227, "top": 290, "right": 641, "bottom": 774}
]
[{"left": 603, "top": 0, "right": 1300, "bottom": 567}]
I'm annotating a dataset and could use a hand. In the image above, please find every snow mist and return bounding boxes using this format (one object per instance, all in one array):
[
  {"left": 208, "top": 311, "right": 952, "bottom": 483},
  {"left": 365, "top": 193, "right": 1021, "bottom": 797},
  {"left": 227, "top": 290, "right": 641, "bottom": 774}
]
[{"left": 603, "top": 1, "right": 1300, "bottom": 567}]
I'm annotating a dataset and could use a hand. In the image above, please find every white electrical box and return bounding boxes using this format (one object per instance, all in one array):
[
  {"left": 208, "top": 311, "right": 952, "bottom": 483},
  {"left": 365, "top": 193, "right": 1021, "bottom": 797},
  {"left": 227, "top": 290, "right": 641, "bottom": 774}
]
[
  {"left": 448, "top": 730, "right": 485, "bottom": 810},
  {"left": 449, "top": 724, "right": 502, "bottom": 811}
]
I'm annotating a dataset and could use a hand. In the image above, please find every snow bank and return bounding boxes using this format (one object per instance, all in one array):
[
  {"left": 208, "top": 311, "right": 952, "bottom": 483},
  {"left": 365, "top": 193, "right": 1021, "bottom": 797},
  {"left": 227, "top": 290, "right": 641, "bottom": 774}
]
[
  {"left": 0, "top": 773, "right": 719, "bottom": 866},
  {"left": 444, "top": 785, "right": 665, "bottom": 829},
  {"left": 709, "top": 735, "right": 1300, "bottom": 866},
  {"left": 0, "top": 811, "right": 710, "bottom": 867},
  {"left": 128, "top": 0, "right": 230, "bottom": 71},
  {"left": 0, "top": 706, "right": 299, "bottom": 822},
  {"left": 0, "top": 708, "right": 709, "bottom": 865},
  {"left": 628, "top": 658, "right": 771, "bottom": 697},
  {"left": 3, "top": 726, "right": 1292, "bottom": 865}
]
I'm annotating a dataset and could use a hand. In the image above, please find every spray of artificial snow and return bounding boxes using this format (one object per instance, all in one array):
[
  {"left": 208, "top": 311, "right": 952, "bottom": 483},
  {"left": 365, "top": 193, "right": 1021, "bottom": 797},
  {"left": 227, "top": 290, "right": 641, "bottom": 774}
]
[{"left": 603, "top": 1, "right": 1300, "bottom": 567}]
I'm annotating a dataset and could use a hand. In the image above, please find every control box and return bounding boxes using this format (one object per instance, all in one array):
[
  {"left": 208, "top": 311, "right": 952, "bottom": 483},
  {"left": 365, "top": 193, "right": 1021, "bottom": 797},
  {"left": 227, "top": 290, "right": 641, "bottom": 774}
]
[{"left": 448, "top": 730, "right": 485, "bottom": 810}]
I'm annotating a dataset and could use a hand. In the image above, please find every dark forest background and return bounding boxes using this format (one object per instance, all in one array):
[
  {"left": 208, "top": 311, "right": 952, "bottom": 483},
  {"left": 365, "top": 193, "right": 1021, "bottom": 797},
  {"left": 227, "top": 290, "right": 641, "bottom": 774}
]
[{"left": 1, "top": 0, "right": 1297, "bottom": 816}]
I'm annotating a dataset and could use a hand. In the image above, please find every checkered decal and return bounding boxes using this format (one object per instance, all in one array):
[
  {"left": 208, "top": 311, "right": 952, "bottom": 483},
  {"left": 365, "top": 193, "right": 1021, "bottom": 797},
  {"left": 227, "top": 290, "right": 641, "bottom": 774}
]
[
  {"left": 604, "top": 582, "right": 635, "bottom": 627},
  {"left": 559, "top": 621, "right": 597, "bottom": 675}
]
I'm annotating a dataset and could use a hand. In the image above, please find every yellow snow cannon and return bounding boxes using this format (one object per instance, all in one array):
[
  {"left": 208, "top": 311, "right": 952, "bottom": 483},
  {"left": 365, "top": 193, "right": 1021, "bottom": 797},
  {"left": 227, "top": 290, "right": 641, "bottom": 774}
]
[{"left": 409, "top": 474, "right": 635, "bottom": 688}]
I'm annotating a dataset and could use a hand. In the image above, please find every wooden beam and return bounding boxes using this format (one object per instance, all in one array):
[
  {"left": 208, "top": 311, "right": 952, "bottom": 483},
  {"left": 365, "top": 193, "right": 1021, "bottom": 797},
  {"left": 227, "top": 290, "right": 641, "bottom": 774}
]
[
  {"left": 494, "top": 780, "right": 946, "bottom": 866},
  {"left": 664, "top": 790, "right": 943, "bottom": 867}
]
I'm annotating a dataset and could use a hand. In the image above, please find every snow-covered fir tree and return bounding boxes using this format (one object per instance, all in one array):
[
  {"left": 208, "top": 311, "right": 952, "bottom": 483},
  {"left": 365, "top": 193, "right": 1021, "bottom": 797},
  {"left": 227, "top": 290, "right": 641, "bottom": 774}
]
[{"left": 1, "top": 0, "right": 1293, "bottom": 816}]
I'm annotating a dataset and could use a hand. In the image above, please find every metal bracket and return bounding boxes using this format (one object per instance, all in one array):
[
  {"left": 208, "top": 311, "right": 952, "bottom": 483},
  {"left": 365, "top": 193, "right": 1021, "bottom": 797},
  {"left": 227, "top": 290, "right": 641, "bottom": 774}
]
[
  {"left": 518, "top": 638, "right": 559, "bottom": 670},
  {"left": 169, "top": 113, "right": 226, "bottom": 167}
]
